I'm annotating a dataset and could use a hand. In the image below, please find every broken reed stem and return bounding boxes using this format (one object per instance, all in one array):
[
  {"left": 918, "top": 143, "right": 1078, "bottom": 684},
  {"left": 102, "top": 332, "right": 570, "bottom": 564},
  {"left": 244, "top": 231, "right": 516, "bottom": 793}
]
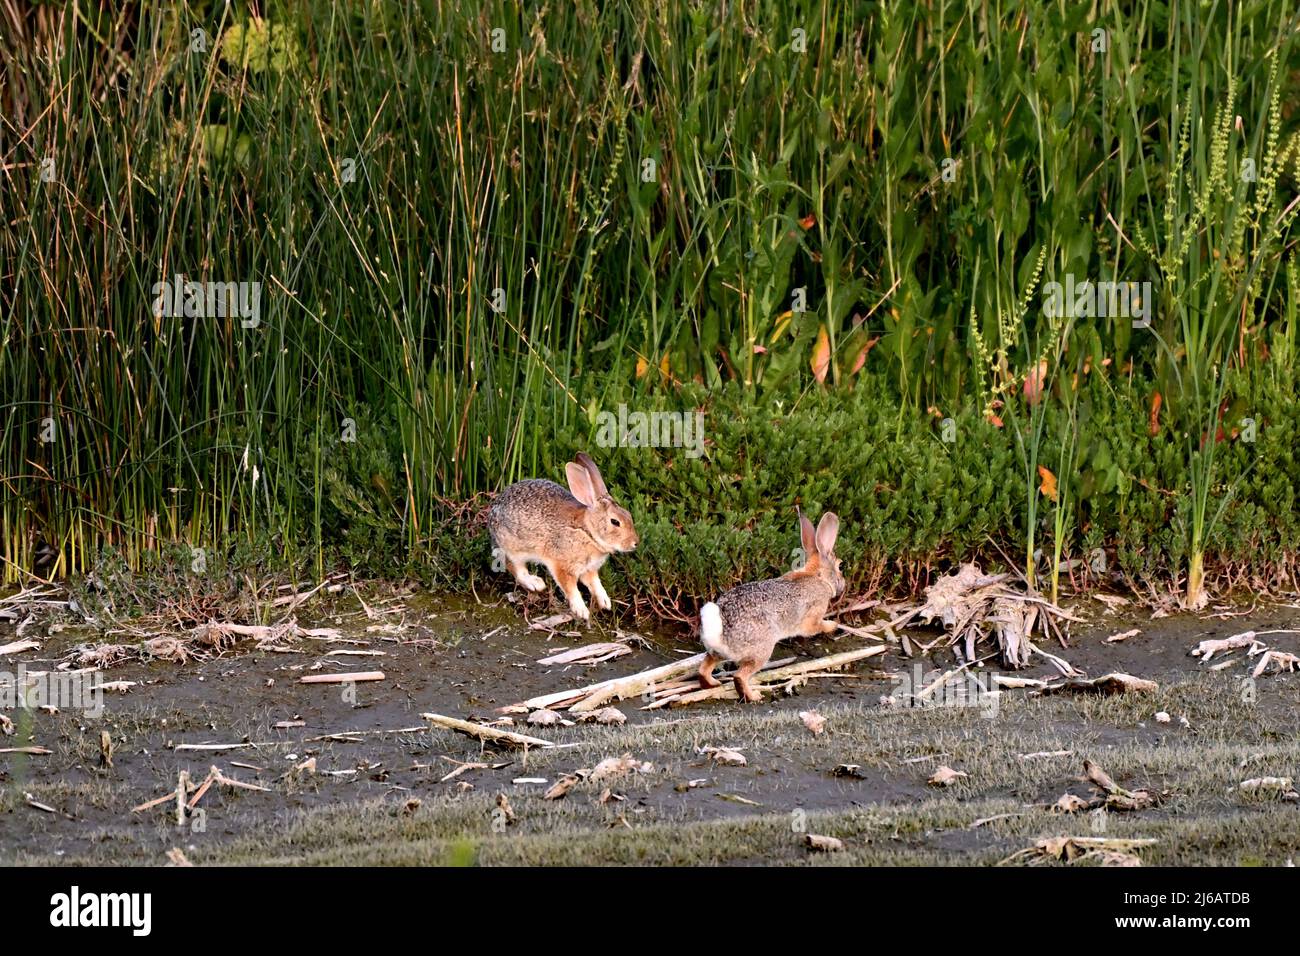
[
  {"left": 175, "top": 770, "right": 190, "bottom": 827},
  {"left": 131, "top": 764, "right": 274, "bottom": 817},
  {"left": 650, "top": 645, "right": 888, "bottom": 708},
  {"left": 519, "top": 652, "right": 709, "bottom": 712},
  {"left": 914, "top": 653, "right": 996, "bottom": 702},
  {"left": 299, "top": 671, "right": 385, "bottom": 684},
  {"left": 187, "top": 771, "right": 216, "bottom": 811},
  {"left": 422, "top": 712, "right": 555, "bottom": 749}
]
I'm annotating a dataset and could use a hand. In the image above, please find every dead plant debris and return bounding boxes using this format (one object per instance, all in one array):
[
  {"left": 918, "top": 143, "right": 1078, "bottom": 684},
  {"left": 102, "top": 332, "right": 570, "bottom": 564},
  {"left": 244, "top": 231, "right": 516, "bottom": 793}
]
[{"left": 902, "top": 563, "right": 1082, "bottom": 670}]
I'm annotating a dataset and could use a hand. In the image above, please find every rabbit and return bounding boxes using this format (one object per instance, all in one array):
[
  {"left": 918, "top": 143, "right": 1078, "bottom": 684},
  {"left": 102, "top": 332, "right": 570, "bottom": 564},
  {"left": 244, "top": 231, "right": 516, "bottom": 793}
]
[
  {"left": 698, "top": 508, "right": 844, "bottom": 702},
  {"left": 487, "top": 452, "right": 639, "bottom": 622}
]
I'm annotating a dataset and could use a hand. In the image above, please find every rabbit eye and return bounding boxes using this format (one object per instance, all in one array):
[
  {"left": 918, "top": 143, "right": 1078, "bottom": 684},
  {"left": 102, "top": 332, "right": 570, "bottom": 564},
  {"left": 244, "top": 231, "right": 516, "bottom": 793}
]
[{"left": 610, "top": 518, "right": 621, "bottom": 527}]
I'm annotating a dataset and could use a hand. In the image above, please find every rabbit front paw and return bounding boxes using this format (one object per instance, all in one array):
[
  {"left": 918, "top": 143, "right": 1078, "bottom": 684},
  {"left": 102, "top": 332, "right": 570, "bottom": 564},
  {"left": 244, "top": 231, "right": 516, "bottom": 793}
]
[
  {"left": 518, "top": 573, "right": 547, "bottom": 592},
  {"left": 568, "top": 596, "right": 591, "bottom": 622}
]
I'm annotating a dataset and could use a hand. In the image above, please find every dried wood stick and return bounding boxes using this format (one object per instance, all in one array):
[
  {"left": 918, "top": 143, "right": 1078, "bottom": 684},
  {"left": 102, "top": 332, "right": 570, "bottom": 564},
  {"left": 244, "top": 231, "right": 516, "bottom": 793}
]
[
  {"left": 299, "top": 671, "right": 385, "bottom": 684},
  {"left": 422, "top": 713, "right": 555, "bottom": 749},
  {"left": 176, "top": 770, "right": 191, "bottom": 827},
  {"left": 131, "top": 790, "right": 181, "bottom": 814},
  {"left": 519, "top": 653, "right": 709, "bottom": 711},
  {"left": 303, "top": 725, "right": 427, "bottom": 742},
  {"left": 187, "top": 771, "right": 217, "bottom": 810},
  {"left": 537, "top": 642, "right": 631, "bottom": 666},
  {"left": 649, "top": 646, "right": 888, "bottom": 708},
  {"left": 212, "top": 768, "right": 271, "bottom": 792}
]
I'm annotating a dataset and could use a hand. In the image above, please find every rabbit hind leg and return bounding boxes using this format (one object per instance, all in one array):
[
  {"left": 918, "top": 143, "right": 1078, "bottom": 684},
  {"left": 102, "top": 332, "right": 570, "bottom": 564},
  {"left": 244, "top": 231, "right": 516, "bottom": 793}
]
[
  {"left": 698, "top": 653, "right": 723, "bottom": 688},
  {"left": 733, "top": 657, "right": 766, "bottom": 702}
]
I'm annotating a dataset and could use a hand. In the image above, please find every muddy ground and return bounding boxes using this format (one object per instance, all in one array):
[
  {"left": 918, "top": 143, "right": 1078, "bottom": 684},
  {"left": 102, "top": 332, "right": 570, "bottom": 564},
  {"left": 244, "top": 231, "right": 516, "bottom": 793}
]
[{"left": 1, "top": 587, "right": 1298, "bottom": 866}]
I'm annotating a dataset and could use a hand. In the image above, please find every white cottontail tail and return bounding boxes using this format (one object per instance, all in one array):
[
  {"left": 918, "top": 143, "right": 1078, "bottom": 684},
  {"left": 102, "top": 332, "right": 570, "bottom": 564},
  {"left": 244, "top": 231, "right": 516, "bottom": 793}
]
[{"left": 698, "top": 509, "right": 844, "bottom": 701}]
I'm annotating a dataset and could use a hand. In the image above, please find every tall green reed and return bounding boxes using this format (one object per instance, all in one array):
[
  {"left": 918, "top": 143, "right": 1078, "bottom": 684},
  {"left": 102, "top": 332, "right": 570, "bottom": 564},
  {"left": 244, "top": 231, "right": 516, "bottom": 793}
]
[{"left": 1, "top": 0, "right": 1296, "bottom": 592}]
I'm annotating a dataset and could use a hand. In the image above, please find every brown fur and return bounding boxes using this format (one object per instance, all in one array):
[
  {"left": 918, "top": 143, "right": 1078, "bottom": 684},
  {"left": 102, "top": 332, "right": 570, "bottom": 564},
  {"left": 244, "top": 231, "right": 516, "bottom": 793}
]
[
  {"left": 698, "top": 510, "right": 845, "bottom": 701},
  {"left": 487, "top": 455, "right": 638, "bottom": 622}
]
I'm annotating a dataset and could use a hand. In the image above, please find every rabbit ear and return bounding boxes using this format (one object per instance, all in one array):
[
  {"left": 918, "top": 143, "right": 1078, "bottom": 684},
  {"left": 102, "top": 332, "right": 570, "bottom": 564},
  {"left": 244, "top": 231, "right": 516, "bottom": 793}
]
[
  {"left": 815, "top": 512, "right": 840, "bottom": 556},
  {"left": 575, "top": 452, "right": 609, "bottom": 498},
  {"left": 566, "top": 461, "right": 598, "bottom": 507},
  {"left": 797, "top": 507, "right": 817, "bottom": 558}
]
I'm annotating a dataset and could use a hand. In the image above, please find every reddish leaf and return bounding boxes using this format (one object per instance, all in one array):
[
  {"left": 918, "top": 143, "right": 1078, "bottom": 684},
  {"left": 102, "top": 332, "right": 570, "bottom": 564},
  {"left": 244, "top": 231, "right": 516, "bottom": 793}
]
[
  {"left": 1024, "top": 360, "right": 1048, "bottom": 405},
  {"left": 850, "top": 336, "right": 880, "bottom": 374},
  {"left": 811, "top": 325, "right": 831, "bottom": 383}
]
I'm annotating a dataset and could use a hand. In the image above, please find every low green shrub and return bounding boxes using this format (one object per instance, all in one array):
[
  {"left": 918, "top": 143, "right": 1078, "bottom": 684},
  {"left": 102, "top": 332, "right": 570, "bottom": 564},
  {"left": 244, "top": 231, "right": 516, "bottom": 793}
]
[{"left": 447, "top": 368, "right": 1300, "bottom": 604}]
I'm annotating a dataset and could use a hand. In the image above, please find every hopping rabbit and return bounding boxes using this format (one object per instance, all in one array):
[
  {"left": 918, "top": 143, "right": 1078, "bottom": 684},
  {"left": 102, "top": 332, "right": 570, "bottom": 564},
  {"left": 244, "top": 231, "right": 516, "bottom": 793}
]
[
  {"left": 698, "top": 509, "right": 844, "bottom": 701},
  {"left": 487, "top": 453, "right": 638, "bottom": 622}
]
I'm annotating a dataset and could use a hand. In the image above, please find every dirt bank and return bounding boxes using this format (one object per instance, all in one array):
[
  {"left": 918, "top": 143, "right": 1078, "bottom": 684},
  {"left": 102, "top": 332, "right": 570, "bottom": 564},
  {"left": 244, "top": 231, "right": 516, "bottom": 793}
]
[{"left": 1, "top": 590, "right": 1297, "bottom": 865}]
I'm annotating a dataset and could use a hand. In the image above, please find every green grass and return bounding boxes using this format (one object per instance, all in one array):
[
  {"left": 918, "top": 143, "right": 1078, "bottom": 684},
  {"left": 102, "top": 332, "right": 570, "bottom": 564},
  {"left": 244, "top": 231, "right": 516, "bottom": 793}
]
[
  {"left": 70, "top": 786, "right": 1288, "bottom": 866},
  {"left": 2, "top": 0, "right": 1299, "bottom": 601},
  {"left": 7, "top": 668, "right": 1299, "bottom": 866}
]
